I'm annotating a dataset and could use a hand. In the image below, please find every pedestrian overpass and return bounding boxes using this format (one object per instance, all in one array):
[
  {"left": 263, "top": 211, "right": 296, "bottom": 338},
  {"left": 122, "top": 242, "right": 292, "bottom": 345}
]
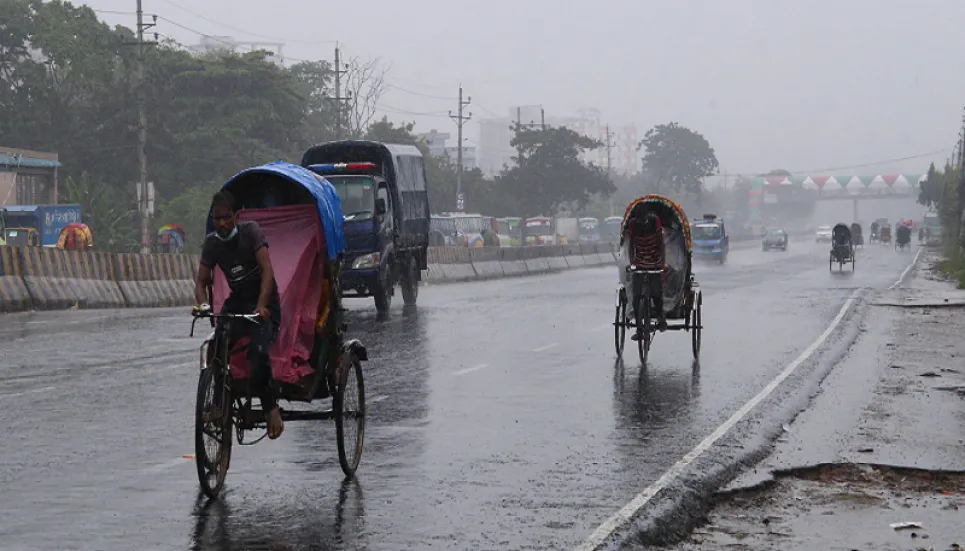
[{"left": 750, "top": 173, "right": 922, "bottom": 222}]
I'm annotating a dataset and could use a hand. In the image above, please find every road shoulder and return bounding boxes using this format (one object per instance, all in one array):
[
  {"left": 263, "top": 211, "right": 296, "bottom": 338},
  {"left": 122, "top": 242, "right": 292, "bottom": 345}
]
[{"left": 656, "top": 248, "right": 965, "bottom": 550}]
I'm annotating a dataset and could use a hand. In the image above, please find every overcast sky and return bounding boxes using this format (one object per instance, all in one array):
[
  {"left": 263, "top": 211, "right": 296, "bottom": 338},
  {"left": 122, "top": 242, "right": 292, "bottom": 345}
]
[{"left": 85, "top": 0, "right": 964, "bottom": 176}]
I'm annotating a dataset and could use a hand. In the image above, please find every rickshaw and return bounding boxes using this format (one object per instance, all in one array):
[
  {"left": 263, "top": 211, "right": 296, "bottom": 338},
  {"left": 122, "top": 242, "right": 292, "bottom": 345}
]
[
  {"left": 190, "top": 161, "right": 368, "bottom": 500},
  {"left": 155, "top": 224, "right": 185, "bottom": 253},
  {"left": 829, "top": 223, "right": 855, "bottom": 271},
  {"left": 878, "top": 224, "right": 891, "bottom": 245},
  {"left": 850, "top": 223, "right": 863, "bottom": 248},
  {"left": 895, "top": 223, "right": 911, "bottom": 251},
  {"left": 613, "top": 195, "right": 703, "bottom": 364},
  {"left": 56, "top": 222, "right": 93, "bottom": 250}
]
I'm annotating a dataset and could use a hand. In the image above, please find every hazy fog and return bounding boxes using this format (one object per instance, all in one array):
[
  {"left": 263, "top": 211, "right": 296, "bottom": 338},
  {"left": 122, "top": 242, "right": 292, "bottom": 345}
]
[{"left": 87, "top": 0, "right": 964, "bottom": 175}]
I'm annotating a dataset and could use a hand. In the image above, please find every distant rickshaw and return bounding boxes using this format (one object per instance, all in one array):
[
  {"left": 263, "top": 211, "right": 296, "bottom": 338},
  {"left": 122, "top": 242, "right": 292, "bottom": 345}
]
[
  {"left": 829, "top": 223, "right": 855, "bottom": 272},
  {"left": 850, "top": 223, "right": 863, "bottom": 248},
  {"left": 56, "top": 222, "right": 93, "bottom": 250},
  {"left": 155, "top": 224, "right": 186, "bottom": 253}
]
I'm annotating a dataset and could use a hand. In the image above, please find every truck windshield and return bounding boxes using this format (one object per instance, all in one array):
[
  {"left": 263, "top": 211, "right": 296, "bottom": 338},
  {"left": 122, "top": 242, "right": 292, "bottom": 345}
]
[
  {"left": 692, "top": 225, "right": 721, "bottom": 239},
  {"left": 326, "top": 176, "right": 376, "bottom": 220},
  {"left": 526, "top": 220, "right": 554, "bottom": 236}
]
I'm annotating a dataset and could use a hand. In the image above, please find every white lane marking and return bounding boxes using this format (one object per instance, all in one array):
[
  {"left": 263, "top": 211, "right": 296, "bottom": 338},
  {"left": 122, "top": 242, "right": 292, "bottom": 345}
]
[
  {"left": 532, "top": 342, "right": 559, "bottom": 353},
  {"left": 574, "top": 289, "right": 860, "bottom": 551},
  {"left": 453, "top": 363, "right": 489, "bottom": 376},
  {"left": 0, "top": 385, "right": 56, "bottom": 400},
  {"left": 370, "top": 394, "right": 390, "bottom": 403},
  {"left": 889, "top": 247, "right": 924, "bottom": 290},
  {"left": 591, "top": 323, "right": 611, "bottom": 332}
]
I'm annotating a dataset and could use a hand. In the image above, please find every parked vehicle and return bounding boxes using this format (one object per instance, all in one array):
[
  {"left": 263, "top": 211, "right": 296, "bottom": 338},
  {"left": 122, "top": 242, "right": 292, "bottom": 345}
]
[
  {"left": 524, "top": 217, "right": 557, "bottom": 246},
  {"left": 578, "top": 217, "right": 601, "bottom": 243},
  {"left": 1, "top": 204, "right": 82, "bottom": 247},
  {"left": 302, "top": 141, "right": 429, "bottom": 313}
]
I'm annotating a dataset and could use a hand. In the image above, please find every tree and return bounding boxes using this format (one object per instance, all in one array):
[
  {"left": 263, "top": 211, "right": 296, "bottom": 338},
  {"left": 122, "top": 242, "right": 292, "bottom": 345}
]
[
  {"left": 638, "top": 122, "right": 719, "bottom": 195},
  {"left": 61, "top": 172, "right": 138, "bottom": 251},
  {"left": 363, "top": 117, "right": 418, "bottom": 144},
  {"left": 342, "top": 56, "right": 389, "bottom": 138},
  {"left": 495, "top": 126, "right": 615, "bottom": 217},
  {"left": 919, "top": 162, "right": 944, "bottom": 208}
]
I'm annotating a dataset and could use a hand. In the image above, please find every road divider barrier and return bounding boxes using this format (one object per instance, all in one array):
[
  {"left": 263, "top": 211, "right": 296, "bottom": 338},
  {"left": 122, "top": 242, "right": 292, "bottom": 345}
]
[
  {"left": 19, "top": 247, "right": 125, "bottom": 310},
  {"left": 0, "top": 247, "right": 31, "bottom": 313},
  {"left": 114, "top": 253, "right": 198, "bottom": 307},
  {"left": 0, "top": 243, "right": 621, "bottom": 312}
]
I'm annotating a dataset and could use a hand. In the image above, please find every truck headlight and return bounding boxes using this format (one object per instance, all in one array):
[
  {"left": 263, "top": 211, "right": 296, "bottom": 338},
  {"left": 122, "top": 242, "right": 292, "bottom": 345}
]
[{"left": 351, "top": 252, "right": 380, "bottom": 270}]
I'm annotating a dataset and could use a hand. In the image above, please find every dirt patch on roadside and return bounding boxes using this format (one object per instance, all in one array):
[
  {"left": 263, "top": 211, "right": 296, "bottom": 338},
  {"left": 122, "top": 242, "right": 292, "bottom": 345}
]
[{"left": 668, "top": 464, "right": 965, "bottom": 551}]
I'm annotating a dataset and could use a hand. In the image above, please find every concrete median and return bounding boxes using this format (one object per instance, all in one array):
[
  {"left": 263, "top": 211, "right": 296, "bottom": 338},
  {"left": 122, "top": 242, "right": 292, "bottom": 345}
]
[
  {"left": 114, "top": 252, "right": 195, "bottom": 308},
  {"left": 469, "top": 247, "right": 504, "bottom": 279},
  {"left": 498, "top": 247, "right": 528, "bottom": 277},
  {"left": 18, "top": 247, "right": 125, "bottom": 310},
  {"left": 0, "top": 246, "right": 32, "bottom": 312},
  {"left": 544, "top": 246, "right": 568, "bottom": 271}
]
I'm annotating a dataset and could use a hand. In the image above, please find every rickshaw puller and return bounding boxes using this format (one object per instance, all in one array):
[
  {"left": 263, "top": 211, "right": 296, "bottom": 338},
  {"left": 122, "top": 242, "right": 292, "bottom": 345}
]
[
  {"left": 625, "top": 210, "right": 668, "bottom": 338},
  {"left": 195, "top": 190, "right": 285, "bottom": 440}
]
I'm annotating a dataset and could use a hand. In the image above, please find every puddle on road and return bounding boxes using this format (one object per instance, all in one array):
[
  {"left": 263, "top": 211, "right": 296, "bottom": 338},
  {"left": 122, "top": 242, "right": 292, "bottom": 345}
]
[{"left": 661, "top": 464, "right": 965, "bottom": 551}]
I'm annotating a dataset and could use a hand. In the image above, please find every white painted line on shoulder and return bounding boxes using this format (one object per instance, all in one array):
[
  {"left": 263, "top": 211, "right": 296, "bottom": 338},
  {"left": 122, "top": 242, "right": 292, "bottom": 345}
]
[
  {"left": 532, "top": 342, "right": 559, "bottom": 353},
  {"left": 453, "top": 364, "right": 489, "bottom": 376},
  {"left": 574, "top": 288, "right": 861, "bottom": 551},
  {"left": 889, "top": 247, "right": 924, "bottom": 290}
]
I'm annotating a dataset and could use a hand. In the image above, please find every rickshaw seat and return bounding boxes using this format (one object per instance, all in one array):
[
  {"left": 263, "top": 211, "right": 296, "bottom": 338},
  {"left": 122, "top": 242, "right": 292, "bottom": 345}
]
[{"left": 211, "top": 204, "right": 327, "bottom": 384}]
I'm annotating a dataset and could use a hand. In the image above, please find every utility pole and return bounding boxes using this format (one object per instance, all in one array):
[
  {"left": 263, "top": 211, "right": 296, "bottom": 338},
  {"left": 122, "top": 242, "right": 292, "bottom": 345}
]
[
  {"left": 131, "top": 0, "right": 156, "bottom": 253},
  {"left": 448, "top": 84, "right": 471, "bottom": 211},
  {"left": 540, "top": 106, "right": 546, "bottom": 130},
  {"left": 332, "top": 44, "right": 350, "bottom": 139},
  {"left": 605, "top": 125, "right": 614, "bottom": 216}
]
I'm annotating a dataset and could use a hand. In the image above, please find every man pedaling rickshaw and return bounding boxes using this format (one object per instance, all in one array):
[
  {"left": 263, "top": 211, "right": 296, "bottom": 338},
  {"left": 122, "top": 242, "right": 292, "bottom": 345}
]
[
  {"left": 194, "top": 191, "right": 285, "bottom": 440},
  {"left": 624, "top": 210, "right": 668, "bottom": 339}
]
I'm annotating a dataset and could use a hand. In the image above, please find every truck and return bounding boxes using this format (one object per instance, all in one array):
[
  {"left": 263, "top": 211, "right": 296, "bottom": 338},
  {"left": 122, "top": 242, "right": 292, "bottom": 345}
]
[
  {"left": 578, "top": 217, "right": 601, "bottom": 243},
  {"left": 0, "top": 204, "right": 82, "bottom": 247},
  {"left": 301, "top": 141, "right": 430, "bottom": 313},
  {"left": 690, "top": 213, "right": 729, "bottom": 264},
  {"left": 922, "top": 211, "right": 942, "bottom": 246}
]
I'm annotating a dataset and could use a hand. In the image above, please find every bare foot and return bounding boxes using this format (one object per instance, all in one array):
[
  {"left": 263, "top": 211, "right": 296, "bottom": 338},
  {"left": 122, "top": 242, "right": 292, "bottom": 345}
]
[{"left": 266, "top": 407, "right": 284, "bottom": 439}]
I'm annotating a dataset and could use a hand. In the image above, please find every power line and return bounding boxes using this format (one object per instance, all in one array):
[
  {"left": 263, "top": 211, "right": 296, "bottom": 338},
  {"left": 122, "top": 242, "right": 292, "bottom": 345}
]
[
  {"left": 449, "top": 85, "right": 471, "bottom": 210},
  {"left": 776, "top": 148, "right": 951, "bottom": 176},
  {"left": 153, "top": 0, "right": 338, "bottom": 44},
  {"left": 385, "top": 84, "right": 456, "bottom": 101}
]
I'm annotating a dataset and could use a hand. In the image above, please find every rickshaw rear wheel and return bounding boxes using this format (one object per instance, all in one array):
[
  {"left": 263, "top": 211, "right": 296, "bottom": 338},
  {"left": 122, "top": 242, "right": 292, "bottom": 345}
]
[
  {"left": 195, "top": 367, "right": 233, "bottom": 500},
  {"left": 335, "top": 351, "right": 366, "bottom": 478},
  {"left": 691, "top": 293, "right": 702, "bottom": 360},
  {"left": 400, "top": 256, "right": 419, "bottom": 306},
  {"left": 614, "top": 288, "right": 627, "bottom": 358},
  {"left": 638, "top": 299, "right": 651, "bottom": 365}
]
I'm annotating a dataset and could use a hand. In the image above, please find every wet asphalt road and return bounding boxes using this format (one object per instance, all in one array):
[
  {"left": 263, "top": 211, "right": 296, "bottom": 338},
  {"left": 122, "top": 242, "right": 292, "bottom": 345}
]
[{"left": 0, "top": 233, "right": 927, "bottom": 549}]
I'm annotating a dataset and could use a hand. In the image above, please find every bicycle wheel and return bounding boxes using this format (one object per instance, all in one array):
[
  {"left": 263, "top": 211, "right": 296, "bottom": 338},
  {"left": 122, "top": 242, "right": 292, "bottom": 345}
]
[
  {"left": 335, "top": 350, "right": 366, "bottom": 478},
  {"left": 614, "top": 288, "right": 627, "bottom": 358},
  {"left": 638, "top": 298, "right": 651, "bottom": 365},
  {"left": 195, "top": 366, "right": 233, "bottom": 500},
  {"left": 691, "top": 292, "right": 702, "bottom": 360}
]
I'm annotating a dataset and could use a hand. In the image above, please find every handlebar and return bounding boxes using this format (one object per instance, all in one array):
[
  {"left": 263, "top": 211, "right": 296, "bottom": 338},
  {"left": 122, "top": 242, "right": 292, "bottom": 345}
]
[{"left": 190, "top": 309, "right": 261, "bottom": 337}]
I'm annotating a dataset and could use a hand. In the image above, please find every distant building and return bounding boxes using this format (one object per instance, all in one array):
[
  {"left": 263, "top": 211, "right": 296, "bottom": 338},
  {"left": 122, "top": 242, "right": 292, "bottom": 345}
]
[
  {"left": 0, "top": 146, "right": 61, "bottom": 205},
  {"left": 415, "top": 129, "right": 451, "bottom": 157},
  {"left": 189, "top": 35, "right": 285, "bottom": 65}
]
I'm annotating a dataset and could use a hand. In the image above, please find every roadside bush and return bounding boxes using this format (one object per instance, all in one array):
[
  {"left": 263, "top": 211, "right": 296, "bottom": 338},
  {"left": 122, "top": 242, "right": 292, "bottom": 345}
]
[{"left": 938, "top": 245, "right": 965, "bottom": 289}]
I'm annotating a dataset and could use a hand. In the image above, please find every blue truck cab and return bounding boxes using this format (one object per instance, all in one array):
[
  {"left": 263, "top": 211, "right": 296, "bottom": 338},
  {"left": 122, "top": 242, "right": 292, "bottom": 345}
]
[
  {"left": 1, "top": 204, "right": 82, "bottom": 247},
  {"left": 302, "top": 141, "right": 430, "bottom": 313},
  {"left": 690, "top": 213, "right": 729, "bottom": 264}
]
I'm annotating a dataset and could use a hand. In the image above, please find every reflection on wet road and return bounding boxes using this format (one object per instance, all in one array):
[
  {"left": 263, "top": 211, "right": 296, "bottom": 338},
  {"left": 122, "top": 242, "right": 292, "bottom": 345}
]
[{"left": 0, "top": 238, "right": 926, "bottom": 550}]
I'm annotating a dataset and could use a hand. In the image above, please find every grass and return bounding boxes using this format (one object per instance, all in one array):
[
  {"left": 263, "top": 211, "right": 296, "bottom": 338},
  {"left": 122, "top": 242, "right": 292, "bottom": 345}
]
[{"left": 938, "top": 245, "right": 965, "bottom": 289}]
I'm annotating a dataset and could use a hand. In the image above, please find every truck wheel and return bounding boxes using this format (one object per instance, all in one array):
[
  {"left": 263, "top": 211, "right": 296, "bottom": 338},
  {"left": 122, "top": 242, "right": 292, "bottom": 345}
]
[
  {"left": 373, "top": 266, "right": 392, "bottom": 313},
  {"left": 401, "top": 256, "right": 419, "bottom": 306}
]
